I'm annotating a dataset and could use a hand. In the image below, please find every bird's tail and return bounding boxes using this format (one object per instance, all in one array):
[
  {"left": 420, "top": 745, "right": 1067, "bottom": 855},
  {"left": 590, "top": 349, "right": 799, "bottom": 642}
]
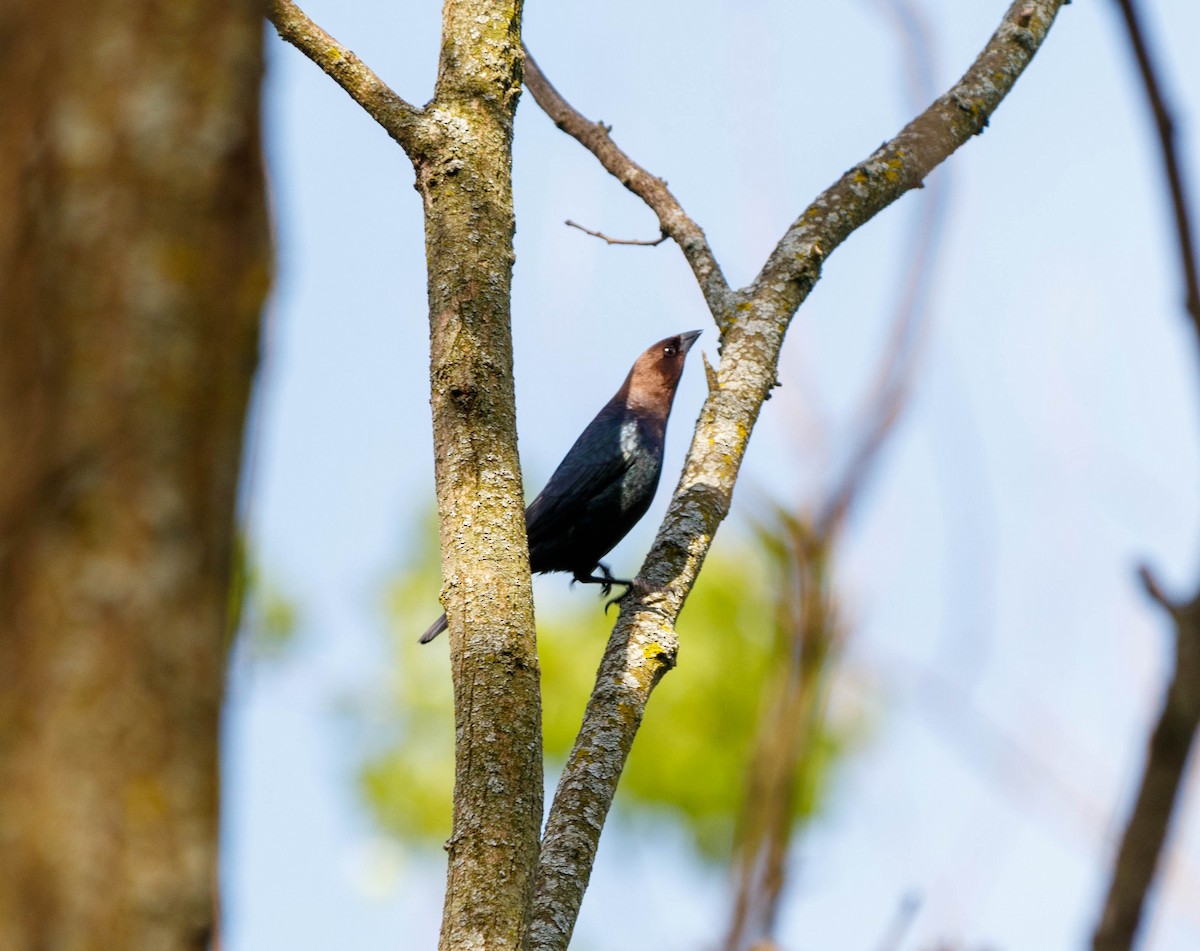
[{"left": 419, "top": 613, "right": 448, "bottom": 644}]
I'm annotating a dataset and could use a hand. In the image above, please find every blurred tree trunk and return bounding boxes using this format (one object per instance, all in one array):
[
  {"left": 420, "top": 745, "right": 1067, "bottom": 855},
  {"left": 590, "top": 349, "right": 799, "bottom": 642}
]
[{"left": 0, "top": 1, "right": 270, "bottom": 948}]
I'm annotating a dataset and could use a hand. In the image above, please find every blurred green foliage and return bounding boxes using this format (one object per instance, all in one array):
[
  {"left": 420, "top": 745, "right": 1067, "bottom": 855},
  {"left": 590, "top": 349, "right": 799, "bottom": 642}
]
[{"left": 361, "top": 509, "right": 864, "bottom": 861}]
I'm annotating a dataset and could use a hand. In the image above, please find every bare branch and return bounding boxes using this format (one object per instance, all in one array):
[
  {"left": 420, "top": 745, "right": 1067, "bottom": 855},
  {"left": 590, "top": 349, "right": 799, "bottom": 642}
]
[
  {"left": 266, "top": 0, "right": 426, "bottom": 153},
  {"left": 1111, "top": 0, "right": 1200, "bottom": 339},
  {"left": 1093, "top": 4, "right": 1200, "bottom": 947},
  {"left": 522, "top": 47, "right": 734, "bottom": 317},
  {"left": 1137, "top": 563, "right": 1180, "bottom": 619},
  {"left": 1093, "top": 588, "right": 1200, "bottom": 951},
  {"left": 529, "top": 4, "right": 1069, "bottom": 949},
  {"left": 269, "top": 1, "right": 541, "bottom": 946},
  {"left": 564, "top": 219, "right": 668, "bottom": 246},
  {"left": 726, "top": 7, "right": 947, "bottom": 945},
  {"left": 724, "top": 510, "right": 844, "bottom": 951}
]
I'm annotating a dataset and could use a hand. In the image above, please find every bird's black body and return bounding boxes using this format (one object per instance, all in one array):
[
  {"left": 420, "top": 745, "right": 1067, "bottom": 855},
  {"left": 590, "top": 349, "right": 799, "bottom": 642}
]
[
  {"left": 524, "top": 402, "right": 664, "bottom": 576},
  {"left": 420, "top": 330, "right": 700, "bottom": 643}
]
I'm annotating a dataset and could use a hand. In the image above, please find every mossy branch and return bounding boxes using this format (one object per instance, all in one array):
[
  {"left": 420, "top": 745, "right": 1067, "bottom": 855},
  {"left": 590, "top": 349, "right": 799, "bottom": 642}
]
[{"left": 528, "top": 3, "right": 1069, "bottom": 948}]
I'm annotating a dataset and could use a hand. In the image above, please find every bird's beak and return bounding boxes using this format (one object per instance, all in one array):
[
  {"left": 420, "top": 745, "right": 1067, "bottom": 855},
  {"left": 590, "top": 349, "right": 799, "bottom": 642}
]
[{"left": 678, "top": 330, "right": 702, "bottom": 354}]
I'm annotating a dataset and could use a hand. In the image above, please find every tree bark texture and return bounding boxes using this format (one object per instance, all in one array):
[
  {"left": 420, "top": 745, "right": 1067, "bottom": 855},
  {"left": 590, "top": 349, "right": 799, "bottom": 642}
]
[
  {"left": 417, "top": 4, "right": 542, "bottom": 949},
  {"left": 268, "top": 1, "right": 544, "bottom": 946},
  {"left": 0, "top": 1, "right": 270, "bottom": 949}
]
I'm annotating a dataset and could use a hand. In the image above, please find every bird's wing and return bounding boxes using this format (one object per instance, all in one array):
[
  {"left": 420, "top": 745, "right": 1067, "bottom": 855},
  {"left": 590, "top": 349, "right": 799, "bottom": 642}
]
[{"left": 524, "top": 425, "right": 633, "bottom": 553}]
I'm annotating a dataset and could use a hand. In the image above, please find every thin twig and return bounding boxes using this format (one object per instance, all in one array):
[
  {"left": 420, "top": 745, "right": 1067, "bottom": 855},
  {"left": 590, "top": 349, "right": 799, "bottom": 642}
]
[
  {"left": 266, "top": 0, "right": 425, "bottom": 153},
  {"left": 522, "top": 47, "right": 735, "bottom": 317},
  {"left": 564, "top": 220, "right": 668, "bottom": 246},
  {"left": 1137, "top": 563, "right": 1179, "bottom": 619},
  {"left": 528, "top": 5, "right": 1069, "bottom": 950},
  {"left": 1112, "top": 0, "right": 1200, "bottom": 338},
  {"left": 1092, "top": 4, "right": 1200, "bottom": 949}
]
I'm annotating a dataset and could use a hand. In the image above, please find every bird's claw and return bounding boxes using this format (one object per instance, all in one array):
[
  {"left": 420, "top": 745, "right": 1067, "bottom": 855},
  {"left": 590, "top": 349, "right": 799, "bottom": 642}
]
[
  {"left": 604, "top": 587, "right": 630, "bottom": 614},
  {"left": 603, "top": 577, "right": 667, "bottom": 614},
  {"left": 596, "top": 563, "right": 617, "bottom": 599},
  {"left": 573, "top": 564, "right": 635, "bottom": 607}
]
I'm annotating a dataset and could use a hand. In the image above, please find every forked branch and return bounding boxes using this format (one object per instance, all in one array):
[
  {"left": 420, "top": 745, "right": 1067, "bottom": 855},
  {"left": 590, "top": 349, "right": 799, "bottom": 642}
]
[{"left": 528, "top": 3, "right": 1069, "bottom": 949}]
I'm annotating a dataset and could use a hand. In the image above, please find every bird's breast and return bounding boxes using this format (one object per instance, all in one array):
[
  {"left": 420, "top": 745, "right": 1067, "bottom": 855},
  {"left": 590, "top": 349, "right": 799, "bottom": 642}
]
[
  {"left": 618, "top": 417, "right": 644, "bottom": 461},
  {"left": 617, "top": 417, "right": 663, "bottom": 510}
]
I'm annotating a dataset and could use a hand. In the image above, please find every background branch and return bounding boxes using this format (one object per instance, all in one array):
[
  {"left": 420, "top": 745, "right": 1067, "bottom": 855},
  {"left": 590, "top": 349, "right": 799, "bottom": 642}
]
[
  {"left": 725, "top": 7, "right": 946, "bottom": 946},
  {"left": 723, "top": 509, "right": 845, "bottom": 951},
  {"left": 1110, "top": 0, "right": 1200, "bottom": 336},
  {"left": 528, "top": 4, "right": 1068, "bottom": 949},
  {"left": 1093, "top": 584, "right": 1200, "bottom": 951},
  {"left": 1093, "top": 3, "right": 1200, "bottom": 947}
]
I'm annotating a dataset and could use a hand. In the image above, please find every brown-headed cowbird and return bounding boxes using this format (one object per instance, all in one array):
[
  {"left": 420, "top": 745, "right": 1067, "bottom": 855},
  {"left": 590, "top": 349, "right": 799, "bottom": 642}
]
[{"left": 420, "top": 329, "right": 701, "bottom": 643}]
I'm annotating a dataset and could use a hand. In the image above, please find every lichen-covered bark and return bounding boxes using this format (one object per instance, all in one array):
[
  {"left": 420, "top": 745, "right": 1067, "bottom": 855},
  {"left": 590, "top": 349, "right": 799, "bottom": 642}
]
[
  {"left": 417, "top": 4, "right": 542, "bottom": 950},
  {"left": 0, "top": 1, "right": 270, "bottom": 948},
  {"left": 268, "top": 0, "right": 423, "bottom": 150},
  {"left": 529, "top": 3, "right": 1068, "bottom": 947},
  {"left": 267, "top": 1, "right": 541, "bottom": 946}
]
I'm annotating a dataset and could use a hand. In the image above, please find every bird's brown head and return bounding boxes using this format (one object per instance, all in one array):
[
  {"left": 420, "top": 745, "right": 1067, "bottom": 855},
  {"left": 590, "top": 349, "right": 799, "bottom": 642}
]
[{"left": 619, "top": 330, "right": 702, "bottom": 417}]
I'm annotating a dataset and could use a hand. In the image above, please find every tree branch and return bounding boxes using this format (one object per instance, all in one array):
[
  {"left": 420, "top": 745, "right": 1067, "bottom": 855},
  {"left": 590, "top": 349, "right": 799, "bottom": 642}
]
[
  {"left": 725, "top": 8, "right": 947, "bottom": 945},
  {"left": 1110, "top": 0, "right": 1200, "bottom": 339},
  {"left": 522, "top": 47, "right": 734, "bottom": 318},
  {"left": 724, "top": 509, "right": 843, "bottom": 951},
  {"left": 266, "top": 0, "right": 425, "bottom": 153},
  {"left": 269, "top": 2, "right": 542, "bottom": 948},
  {"left": 1094, "top": 574, "right": 1200, "bottom": 951},
  {"left": 528, "top": 3, "right": 1068, "bottom": 948},
  {"left": 564, "top": 219, "right": 668, "bottom": 246},
  {"left": 1092, "top": 3, "right": 1200, "bottom": 947}
]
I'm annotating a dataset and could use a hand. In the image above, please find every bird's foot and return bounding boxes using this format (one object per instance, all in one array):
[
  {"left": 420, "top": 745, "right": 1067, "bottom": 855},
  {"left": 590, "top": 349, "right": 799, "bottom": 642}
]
[
  {"left": 604, "top": 576, "right": 667, "bottom": 614},
  {"left": 573, "top": 563, "right": 629, "bottom": 599}
]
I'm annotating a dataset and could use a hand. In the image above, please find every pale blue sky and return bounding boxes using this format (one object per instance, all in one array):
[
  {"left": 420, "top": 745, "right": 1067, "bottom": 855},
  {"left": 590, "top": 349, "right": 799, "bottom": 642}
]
[{"left": 224, "top": 2, "right": 1200, "bottom": 948}]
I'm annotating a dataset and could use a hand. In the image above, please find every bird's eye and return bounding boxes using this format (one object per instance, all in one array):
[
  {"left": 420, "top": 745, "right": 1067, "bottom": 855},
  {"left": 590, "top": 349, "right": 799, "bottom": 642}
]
[{"left": 664, "top": 345, "right": 677, "bottom": 357}]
